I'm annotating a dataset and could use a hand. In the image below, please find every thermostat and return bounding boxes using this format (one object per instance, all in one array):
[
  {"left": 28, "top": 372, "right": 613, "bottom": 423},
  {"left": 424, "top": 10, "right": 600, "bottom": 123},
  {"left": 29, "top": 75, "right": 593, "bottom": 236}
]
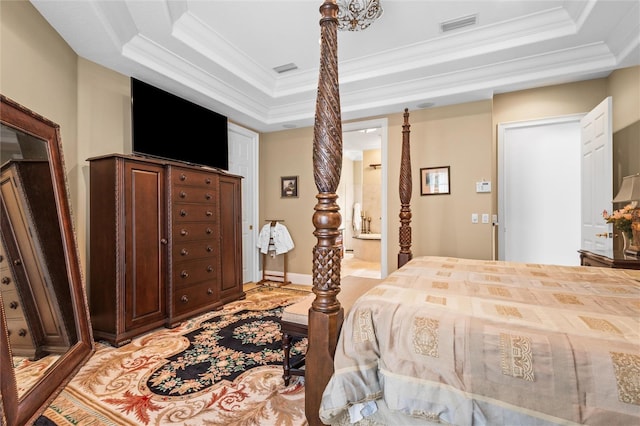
[{"left": 476, "top": 181, "right": 491, "bottom": 193}]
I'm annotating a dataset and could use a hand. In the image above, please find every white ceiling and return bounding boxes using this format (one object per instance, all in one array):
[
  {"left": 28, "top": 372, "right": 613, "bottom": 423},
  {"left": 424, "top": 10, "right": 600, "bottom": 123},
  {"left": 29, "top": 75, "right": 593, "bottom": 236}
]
[{"left": 31, "top": 0, "right": 640, "bottom": 133}]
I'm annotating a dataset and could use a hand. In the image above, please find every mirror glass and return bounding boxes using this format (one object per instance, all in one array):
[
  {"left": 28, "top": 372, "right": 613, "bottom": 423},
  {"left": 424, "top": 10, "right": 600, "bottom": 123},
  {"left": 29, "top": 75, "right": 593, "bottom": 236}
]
[{"left": 0, "top": 95, "right": 93, "bottom": 426}]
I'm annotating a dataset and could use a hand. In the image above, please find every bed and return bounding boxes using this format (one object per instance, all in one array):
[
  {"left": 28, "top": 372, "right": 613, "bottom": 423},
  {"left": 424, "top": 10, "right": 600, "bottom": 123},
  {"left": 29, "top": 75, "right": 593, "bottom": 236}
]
[{"left": 305, "top": 1, "right": 640, "bottom": 425}]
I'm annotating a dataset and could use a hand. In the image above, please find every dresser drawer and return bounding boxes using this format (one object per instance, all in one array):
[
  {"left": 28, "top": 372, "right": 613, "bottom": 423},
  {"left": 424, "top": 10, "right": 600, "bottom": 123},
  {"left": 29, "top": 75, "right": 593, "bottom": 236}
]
[
  {"left": 170, "top": 168, "right": 219, "bottom": 188},
  {"left": 172, "top": 258, "right": 218, "bottom": 289},
  {"left": 172, "top": 203, "right": 218, "bottom": 223},
  {"left": 172, "top": 222, "right": 218, "bottom": 241},
  {"left": 172, "top": 280, "right": 220, "bottom": 316},
  {"left": 6, "top": 317, "right": 33, "bottom": 348},
  {"left": 172, "top": 185, "right": 218, "bottom": 204},
  {"left": 172, "top": 239, "right": 219, "bottom": 261},
  {"left": 1, "top": 288, "right": 26, "bottom": 320},
  {"left": 0, "top": 269, "right": 17, "bottom": 292}
]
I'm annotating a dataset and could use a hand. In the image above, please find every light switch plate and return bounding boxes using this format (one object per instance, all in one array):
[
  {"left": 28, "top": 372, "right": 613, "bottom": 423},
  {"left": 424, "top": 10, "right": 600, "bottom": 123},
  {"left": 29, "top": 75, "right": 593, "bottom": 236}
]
[
  {"left": 482, "top": 214, "right": 489, "bottom": 224},
  {"left": 471, "top": 213, "right": 479, "bottom": 223}
]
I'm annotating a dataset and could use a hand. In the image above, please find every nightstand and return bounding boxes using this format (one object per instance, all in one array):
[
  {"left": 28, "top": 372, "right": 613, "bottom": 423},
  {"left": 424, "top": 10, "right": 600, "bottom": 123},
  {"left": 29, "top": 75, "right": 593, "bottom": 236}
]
[{"left": 578, "top": 249, "right": 640, "bottom": 270}]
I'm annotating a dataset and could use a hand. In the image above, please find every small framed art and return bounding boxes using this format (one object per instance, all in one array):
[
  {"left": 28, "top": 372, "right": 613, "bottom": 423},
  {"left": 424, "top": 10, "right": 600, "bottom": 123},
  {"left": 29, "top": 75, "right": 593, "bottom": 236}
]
[
  {"left": 281, "top": 176, "right": 298, "bottom": 198},
  {"left": 420, "top": 166, "right": 450, "bottom": 195}
]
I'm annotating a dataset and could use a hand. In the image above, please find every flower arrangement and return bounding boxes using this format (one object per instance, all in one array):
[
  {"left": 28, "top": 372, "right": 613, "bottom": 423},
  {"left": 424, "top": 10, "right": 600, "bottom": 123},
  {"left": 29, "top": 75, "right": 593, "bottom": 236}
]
[{"left": 602, "top": 204, "right": 636, "bottom": 238}]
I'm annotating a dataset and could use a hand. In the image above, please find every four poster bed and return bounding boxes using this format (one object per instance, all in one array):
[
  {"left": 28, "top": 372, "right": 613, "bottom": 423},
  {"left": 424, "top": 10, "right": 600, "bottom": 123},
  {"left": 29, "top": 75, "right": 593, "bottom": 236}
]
[{"left": 305, "top": 1, "right": 639, "bottom": 425}]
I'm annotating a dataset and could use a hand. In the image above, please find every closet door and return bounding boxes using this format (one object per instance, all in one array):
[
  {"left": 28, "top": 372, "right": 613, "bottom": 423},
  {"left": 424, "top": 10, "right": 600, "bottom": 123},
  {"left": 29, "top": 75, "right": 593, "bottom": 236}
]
[
  {"left": 219, "top": 174, "right": 244, "bottom": 302},
  {"left": 123, "top": 160, "right": 167, "bottom": 331}
]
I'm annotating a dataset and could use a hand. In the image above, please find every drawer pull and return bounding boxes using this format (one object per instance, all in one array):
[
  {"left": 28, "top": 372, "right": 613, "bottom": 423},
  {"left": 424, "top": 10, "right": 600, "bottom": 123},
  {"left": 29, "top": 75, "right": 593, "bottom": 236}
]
[
  {"left": 206, "top": 246, "right": 213, "bottom": 252},
  {"left": 180, "top": 173, "right": 187, "bottom": 181},
  {"left": 207, "top": 265, "right": 213, "bottom": 272},
  {"left": 205, "top": 178, "right": 211, "bottom": 184},
  {"left": 181, "top": 270, "right": 189, "bottom": 278},
  {"left": 206, "top": 228, "right": 212, "bottom": 234},
  {"left": 181, "top": 295, "right": 189, "bottom": 304},
  {"left": 205, "top": 193, "right": 212, "bottom": 200},
  {"left": 13, "top": 259, "right": 22, "bottom": 266},
  {"left": 206, "top": 211, "right": 213, "bottom": 217},
  {"left": 181, "top": 248, "right": 189, "bottom": 256},
  {"left": 180, "top": 209, "right": 187, "bottom": 217},
  {"left": 180, "top": 191, "right": 187, "bottom": 198},
  {"left": 207, "top": 288, "right": 213, "bottom": 295},
  {"left": 1, "top": 276, "right": 10, "bottom": 285},
  {"left": 10, "top": 301, "right": 19, "bottom": 309},
  {"left": 18, "top": 329, "right": 27, "bottom": 337},
  {"left": 180, "top": 229, "right": 188, "bottom": 236}
]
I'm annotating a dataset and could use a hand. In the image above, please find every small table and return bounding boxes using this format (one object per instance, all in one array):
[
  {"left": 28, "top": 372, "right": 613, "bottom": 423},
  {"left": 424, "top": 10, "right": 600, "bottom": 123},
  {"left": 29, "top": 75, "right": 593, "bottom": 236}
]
[{"left": 578, "top": 249, "right": 640, "bottom": 270}]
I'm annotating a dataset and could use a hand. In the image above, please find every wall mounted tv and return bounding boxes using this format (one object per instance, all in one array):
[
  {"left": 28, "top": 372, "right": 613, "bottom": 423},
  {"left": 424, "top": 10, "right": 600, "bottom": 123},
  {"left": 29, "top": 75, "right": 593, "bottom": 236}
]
[{"left": 131, "top": 77, "right": 228, "bottom": 170}]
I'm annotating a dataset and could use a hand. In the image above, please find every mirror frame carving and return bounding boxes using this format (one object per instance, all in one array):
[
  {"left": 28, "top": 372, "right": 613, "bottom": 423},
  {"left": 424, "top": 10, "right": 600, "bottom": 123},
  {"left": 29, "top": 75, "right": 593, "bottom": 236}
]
[{"left": 0, "top": 95, "right": 94, "bottom": 426}]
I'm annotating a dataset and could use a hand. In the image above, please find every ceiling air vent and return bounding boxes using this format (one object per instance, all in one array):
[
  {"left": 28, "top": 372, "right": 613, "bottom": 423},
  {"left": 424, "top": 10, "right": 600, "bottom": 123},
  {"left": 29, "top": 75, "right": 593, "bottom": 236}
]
[
  {"left": 273, "top": 63, "right": 298, "bottom": 74},
  {"left": 440, "top": 14, "right": 477, "bottom": 33}
]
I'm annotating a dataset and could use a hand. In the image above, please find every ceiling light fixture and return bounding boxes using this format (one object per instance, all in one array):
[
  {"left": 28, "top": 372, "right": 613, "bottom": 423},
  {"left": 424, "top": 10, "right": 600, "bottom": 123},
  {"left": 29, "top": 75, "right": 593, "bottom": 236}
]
[{"left": 337, "top": 0, "right": 383, "bottom": 32}]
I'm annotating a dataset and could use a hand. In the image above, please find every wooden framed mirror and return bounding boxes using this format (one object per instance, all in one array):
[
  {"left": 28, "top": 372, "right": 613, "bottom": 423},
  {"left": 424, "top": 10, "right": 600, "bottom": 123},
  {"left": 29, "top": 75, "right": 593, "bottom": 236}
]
[{"left": 0, "top": 95, "right": 93, "bottom": 426}]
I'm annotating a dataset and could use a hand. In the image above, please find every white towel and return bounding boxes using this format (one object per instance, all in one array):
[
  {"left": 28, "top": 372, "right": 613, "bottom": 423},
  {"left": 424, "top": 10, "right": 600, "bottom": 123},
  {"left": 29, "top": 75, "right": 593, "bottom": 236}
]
[{"left": 352, "top": 203, "right": 361, "bottom": 234}]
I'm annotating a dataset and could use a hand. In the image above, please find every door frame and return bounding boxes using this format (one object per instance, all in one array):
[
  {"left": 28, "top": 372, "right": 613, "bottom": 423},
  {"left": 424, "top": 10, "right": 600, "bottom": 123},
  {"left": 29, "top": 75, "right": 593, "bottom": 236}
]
[
  {"left": 342, "top": 118, "right": 389, "bottom": 278},
  {"left": 497, "top": 114, "right": 584, "bottom": 263}
]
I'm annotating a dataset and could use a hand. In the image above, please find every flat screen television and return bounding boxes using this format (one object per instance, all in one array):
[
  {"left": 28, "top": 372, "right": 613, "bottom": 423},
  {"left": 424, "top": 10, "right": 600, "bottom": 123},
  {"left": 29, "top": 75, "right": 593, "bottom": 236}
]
[{"left": 131, "top": 77, "right": 228, "bottom": 170}]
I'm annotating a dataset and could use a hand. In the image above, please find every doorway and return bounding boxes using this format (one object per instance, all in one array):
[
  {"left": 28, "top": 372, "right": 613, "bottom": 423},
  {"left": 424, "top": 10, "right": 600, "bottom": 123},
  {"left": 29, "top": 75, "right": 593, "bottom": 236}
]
[
  {"left": 498, "top": 116, "right": 583, "bottom": 266},
  {"left": 339, "top": 118, "right": 388, "bottom": 278}
]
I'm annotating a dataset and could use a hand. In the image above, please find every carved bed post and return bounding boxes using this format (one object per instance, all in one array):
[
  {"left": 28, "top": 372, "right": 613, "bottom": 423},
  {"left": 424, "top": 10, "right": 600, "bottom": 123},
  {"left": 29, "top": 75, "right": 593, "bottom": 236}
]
[
  {"left": 398, "top": 108, "right": 413, "bottom": 268},
  {"left": 306, "top": 1, "right": 343, "bottom": 424}
]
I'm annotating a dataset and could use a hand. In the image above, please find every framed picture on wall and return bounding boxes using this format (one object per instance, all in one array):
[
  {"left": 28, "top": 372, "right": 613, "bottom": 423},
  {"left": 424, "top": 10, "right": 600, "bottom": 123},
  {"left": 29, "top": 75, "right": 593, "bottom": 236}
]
[
  {"left": 420, "top": 166, "right": 450, "bottom": 195},
  {"left": 281, "top": 176, "right": 299, "bottom": 198}
]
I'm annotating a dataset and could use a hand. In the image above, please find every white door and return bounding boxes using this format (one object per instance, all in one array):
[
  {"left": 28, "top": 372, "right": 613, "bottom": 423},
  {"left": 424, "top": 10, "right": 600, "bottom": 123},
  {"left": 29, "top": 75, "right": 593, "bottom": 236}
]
[
  {"left": 228, "top": 123, "right": 259, "bottom": 283},
  {"left": 580, "top": 97, "right": 613, "bottom": 252},
  {"left": 498, "top": 116, "right": 583, "bottom": 265}
]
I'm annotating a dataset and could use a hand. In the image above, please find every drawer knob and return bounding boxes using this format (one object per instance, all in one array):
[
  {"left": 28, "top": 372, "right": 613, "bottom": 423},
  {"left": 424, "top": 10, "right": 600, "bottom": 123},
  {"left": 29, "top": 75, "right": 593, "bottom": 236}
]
[
  {"left": 206, "top": 228, "right": 212, "bottom": 234},
  {"left": 180, "top": 209, "right": 187, "bottom": 217},
  {"left": 181, "top": 295, "right": 189, "bottom": 304},
  {"left": 207, "top": 288, "right": 213, "bottom": 295},
  {"left": 181, "top": 270, "right": 189, "bottom": 278},
  {"left": 205, "top": 193, "right": 212, "bottom": 200},
  {"left": 206, "top": 246, "right": 213, "bottom": 252},
  {"left": 181, "top": 248, "right": 188, "bottom": 256},
  {"left": 180, "top": 229, "right": 188, "bottom": 236},
  {"left": 205, "top": 178, "right": 211, "bottom": 184},
  {"left": 180, "top": 191, "right": 187, "bottom": 198},
  {"left": 13, "top": 259, "right": 22, "bottom": 266},
  {"left": 207, "top": 265, "right": 213, "bottom": 272},
  {"left": 18, "top": 329, "right": 27, "bottom": 337},
  {"left": 180, "top": 174, "right": 187, "bottom": 181},
  {"left": 10, "top": 301, "right": 19, "bottom": 309},
  {"left": 206, "top": 211, "right": 213, "bottom": 217},
  {"left": 1, "top": 276, "right": 10, "bottom": 285}
]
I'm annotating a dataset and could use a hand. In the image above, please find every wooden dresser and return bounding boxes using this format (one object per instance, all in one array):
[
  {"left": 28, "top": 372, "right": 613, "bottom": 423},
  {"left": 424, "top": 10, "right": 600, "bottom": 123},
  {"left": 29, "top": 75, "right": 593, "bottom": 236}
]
[
  {"left": 0, "top": 161, "right": 73, "bottom": 358},
  {"left": 578, "top": 249, "right": 640, "bottom": 270},
  {"left": 88, "top": 154, "right": 244, "bottom": 346}
]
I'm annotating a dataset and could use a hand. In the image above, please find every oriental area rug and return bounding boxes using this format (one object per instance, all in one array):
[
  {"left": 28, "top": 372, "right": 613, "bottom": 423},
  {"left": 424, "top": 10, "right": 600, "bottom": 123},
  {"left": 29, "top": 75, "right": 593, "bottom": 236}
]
[{"left": 33, "top": 286, "right": 310, "bottom": 426}]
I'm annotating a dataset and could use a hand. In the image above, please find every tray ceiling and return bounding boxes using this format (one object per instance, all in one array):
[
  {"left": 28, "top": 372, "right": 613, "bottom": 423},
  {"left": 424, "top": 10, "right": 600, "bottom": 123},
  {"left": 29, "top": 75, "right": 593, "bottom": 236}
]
[{"left": 31, "top": 0, "right": 640, "bottom": 133}]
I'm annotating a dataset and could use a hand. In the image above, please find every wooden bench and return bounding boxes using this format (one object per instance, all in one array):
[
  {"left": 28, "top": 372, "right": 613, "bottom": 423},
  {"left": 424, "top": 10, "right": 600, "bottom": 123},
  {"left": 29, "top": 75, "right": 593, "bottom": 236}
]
[{"left": 280, "top": 276, "right": 381, "bottom": 385}]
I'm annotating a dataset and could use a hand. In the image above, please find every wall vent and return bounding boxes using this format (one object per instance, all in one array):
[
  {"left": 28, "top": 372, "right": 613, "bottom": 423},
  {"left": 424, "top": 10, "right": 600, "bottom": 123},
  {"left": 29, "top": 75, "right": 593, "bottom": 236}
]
[
  {"left": 440, "top": 14, "right": 477, "bottom": 32},
  {"left": 273, "top": 63, "right": 298, "bottom": 73}
]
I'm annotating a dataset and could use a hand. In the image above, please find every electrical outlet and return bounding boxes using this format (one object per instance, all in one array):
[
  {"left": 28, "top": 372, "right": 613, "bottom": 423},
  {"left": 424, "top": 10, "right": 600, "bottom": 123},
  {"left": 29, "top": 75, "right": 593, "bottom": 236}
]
[
  {"left": 471, "top": 213, "right": 479, "bottom": 223},
  {"left": 482, "top": 213, "right": 489, "bottom": 224}
]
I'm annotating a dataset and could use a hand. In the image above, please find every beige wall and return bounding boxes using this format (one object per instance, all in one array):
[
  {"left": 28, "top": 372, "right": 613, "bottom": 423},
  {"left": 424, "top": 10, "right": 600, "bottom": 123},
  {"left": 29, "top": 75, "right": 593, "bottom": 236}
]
[
  {"left": 3, "top": 1, "right": 638, "bottom": 281},
  {"left": 1, "top": 1, "right": 130, "bottom": 276}
]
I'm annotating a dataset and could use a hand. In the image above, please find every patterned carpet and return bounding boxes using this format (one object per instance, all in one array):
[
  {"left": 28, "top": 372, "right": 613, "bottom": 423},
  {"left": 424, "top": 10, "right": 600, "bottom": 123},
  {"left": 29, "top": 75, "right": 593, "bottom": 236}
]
[{"left": 32, "top": 286, "right": 310, "bottom": 426}]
